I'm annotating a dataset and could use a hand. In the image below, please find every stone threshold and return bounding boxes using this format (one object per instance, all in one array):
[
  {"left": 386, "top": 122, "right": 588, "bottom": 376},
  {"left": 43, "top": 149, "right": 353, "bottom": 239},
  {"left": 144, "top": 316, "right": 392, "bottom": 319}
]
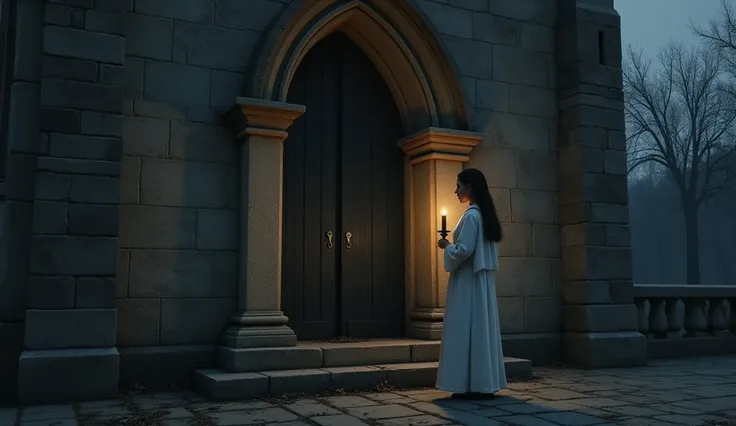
[
  {"left": 196, "top": 339, "right": 532, "bottom": 400},
  {"left": 195, "top": 358, "right": 531, "bottom": 401},
  {"left": 217, "top": 339, "right": 446, "bottom": 372}
]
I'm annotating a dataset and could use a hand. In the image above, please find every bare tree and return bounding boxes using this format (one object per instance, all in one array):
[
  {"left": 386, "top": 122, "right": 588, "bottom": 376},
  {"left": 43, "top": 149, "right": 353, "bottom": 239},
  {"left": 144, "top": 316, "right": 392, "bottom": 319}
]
[
  {"left": 693, "top": 0, "right": 736, "bottom": 102},
  {"left": 624, "top": 43, "right": 736, "bottom": 285}
]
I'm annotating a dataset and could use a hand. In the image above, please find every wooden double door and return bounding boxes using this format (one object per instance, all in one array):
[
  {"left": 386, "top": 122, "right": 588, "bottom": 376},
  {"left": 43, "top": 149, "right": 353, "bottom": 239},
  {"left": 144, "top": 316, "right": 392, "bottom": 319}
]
[{"left": 282, "top": 33, "right": 405, "bottom": 340}]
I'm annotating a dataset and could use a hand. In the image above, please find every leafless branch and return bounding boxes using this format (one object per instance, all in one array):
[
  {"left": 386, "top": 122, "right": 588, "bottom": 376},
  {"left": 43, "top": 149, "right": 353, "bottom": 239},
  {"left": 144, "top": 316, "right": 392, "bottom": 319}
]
[
  {"left": 624, "top": 40, "right": 736, "bottom": 208},
  {"left": 693, "top": 0, "right": 736, "bottom": 92}
]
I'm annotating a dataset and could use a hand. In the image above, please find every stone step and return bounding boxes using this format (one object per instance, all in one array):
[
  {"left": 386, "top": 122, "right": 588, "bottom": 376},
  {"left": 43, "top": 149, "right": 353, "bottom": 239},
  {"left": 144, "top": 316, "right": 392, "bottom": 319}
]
[
  {"left": 195, "top": 357, "right": 532, "bottom": 401},
  {"left": 216, "top": 339, "right": 442, "bottom": 373}
]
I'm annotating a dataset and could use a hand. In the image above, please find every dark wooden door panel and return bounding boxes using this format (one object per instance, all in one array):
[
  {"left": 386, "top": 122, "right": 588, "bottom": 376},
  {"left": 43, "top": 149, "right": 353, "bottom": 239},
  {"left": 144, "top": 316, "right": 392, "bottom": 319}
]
[
  {"left": 283, "top": 32, "right": 406, "bottom": 340},
  {"left": 282, "top": 37, "right": 340, "bottom": 340},
  {"left": 340, "top": 34, "right": 406, "bottom": 338}
]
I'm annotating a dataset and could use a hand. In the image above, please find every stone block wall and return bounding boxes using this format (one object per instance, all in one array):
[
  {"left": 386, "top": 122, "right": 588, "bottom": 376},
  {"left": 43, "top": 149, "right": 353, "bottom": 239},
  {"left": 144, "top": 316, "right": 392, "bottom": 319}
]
[
  {"left": 14, "top": 0, "right": 130, "bottom": 403},
  {"left": 115, "top": 1, "right": 291, "bottom": 379},
  {"left": 417, "top": 0, "right": 562, "bottom": 362},
  {"left": 0, "top": 0, "right": 638, "bottom": 396},
  {"left": 555, "top": 0, "right": 645, "bottom": 367},
  {"left": 112, "top": 0, "right": 565, "bottom": 367}
]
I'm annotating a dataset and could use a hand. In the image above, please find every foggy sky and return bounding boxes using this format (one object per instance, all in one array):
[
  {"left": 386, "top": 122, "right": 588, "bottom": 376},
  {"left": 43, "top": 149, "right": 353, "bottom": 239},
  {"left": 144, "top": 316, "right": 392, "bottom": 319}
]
[{"left": 614, "top": 0, "right": 725, "bottom": 55}]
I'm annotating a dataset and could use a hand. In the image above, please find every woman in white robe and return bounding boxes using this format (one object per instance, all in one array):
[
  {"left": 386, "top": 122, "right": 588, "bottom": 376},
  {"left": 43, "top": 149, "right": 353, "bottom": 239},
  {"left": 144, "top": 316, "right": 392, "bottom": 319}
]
[{"left": 436, "top": 168, "right": 506, "bottom": 400}]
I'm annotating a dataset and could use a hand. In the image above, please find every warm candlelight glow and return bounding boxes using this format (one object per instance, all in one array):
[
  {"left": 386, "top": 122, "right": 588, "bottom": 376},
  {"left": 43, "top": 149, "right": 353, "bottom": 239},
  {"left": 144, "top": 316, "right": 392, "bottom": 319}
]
[{"left": 441, "top": 208, "right": 447, "bottom": 216}]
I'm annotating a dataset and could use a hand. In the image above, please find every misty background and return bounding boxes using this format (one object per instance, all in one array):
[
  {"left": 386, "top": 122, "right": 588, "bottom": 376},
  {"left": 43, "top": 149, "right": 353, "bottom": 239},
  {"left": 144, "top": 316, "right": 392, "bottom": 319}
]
[{"left": 615, "top": 0, "right": 736, "bottom": 285}]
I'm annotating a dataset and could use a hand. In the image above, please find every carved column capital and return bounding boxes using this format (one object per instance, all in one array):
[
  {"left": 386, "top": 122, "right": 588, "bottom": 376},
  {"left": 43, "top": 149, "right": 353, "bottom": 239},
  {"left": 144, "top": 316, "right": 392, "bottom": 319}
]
[
  {"left": 398, "top": 127, "right": 482, "bottom": 164},
  {"left": 224, "top": 97, "right": 305, "bottom": 140}
]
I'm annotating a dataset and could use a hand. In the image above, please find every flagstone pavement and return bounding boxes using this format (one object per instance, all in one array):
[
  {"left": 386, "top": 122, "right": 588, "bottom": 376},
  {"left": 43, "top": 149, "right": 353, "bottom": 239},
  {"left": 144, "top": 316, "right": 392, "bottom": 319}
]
[{"left": 2, "top": 357, "right": 736, "bottom": 426}]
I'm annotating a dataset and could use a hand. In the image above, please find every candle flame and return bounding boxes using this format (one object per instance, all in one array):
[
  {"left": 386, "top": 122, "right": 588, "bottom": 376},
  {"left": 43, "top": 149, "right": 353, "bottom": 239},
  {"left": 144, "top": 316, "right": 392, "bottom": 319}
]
[{"left": 441, "top": 208, "right": 447, "bottom": 216}]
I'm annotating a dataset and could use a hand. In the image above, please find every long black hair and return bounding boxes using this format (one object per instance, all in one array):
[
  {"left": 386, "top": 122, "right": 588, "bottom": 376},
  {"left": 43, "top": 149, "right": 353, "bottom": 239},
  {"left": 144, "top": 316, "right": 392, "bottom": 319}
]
[{"left": 457, "top": 168, "right": 502, "bottom": 242}]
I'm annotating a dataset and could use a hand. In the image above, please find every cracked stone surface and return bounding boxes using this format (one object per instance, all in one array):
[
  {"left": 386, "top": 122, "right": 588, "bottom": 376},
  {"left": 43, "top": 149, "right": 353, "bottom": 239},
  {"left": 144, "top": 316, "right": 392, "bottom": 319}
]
[{"left": 3, "top": 357, "right": 736, "bottom": 426}]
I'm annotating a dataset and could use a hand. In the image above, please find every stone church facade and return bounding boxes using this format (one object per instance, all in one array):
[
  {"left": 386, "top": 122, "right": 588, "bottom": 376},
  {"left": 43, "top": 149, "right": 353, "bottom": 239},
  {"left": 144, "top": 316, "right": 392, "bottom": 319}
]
[{"left": 0, "top": 0, "right": 645, "bottom": 404}]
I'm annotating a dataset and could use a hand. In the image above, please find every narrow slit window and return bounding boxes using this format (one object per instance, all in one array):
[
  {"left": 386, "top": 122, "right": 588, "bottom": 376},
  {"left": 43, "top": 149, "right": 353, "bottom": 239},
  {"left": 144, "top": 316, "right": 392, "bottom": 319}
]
[{"left": 598, "top": 30, "right": 606, "bottom": 66}]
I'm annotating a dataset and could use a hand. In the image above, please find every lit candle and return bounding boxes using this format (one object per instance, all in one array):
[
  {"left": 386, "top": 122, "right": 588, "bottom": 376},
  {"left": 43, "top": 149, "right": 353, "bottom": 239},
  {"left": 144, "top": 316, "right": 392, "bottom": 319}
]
[{"left": 441, "top": 208, "right": 447, "bottom": 235}]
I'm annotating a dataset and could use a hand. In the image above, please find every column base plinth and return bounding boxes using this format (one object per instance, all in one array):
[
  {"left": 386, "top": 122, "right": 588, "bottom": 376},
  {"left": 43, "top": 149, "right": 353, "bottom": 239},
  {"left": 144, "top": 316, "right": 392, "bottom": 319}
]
[
  {"left": 408, "top": 321, "right": 443, "bottom": 340},
  {"left": 221, "top": 311, "right": 296, "bottom": 348},
  {"left": 408, "top": 308, "right": 444, "bottom": 340},
  {"left": 221, "top": 325, "right": 297, "bottom": 348}
]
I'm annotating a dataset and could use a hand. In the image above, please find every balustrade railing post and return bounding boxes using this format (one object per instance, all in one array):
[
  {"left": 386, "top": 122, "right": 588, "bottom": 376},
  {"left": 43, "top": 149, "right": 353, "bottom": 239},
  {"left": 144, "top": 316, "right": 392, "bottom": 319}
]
[
  {"left": 708, "top": 298, "right": 728, "bottom": 336},
  {"left": 636, "top": 287, "right": 735, "bottom": 357},
  {"left": 683, "top": 298, "right": 709, "bottom": 337},
  {"left": 648, "top": 298, "right": 668, "bottom": 338},
  {"left": 635, "top": 298, "right": 649, "bottom": 336},
  {"left": 665, "top": 298, "right": 682, "bottom": 337}
]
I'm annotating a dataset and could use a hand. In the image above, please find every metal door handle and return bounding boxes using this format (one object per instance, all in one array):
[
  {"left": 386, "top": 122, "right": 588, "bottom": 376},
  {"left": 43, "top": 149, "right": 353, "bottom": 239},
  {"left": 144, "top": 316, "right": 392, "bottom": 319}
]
[
  {"left": 345, "top": 232, "right": 353, "bottom": 249},
  {"left": 326, "top": 231, "right": 334, "bottom": 249}
]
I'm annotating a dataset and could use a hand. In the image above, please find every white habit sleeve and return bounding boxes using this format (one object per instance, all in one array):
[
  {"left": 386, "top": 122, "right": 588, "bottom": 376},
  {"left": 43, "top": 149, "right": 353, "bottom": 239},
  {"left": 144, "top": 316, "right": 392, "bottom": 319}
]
[{"left": 443, "top": 213, "right": 479, "bottom": 273}]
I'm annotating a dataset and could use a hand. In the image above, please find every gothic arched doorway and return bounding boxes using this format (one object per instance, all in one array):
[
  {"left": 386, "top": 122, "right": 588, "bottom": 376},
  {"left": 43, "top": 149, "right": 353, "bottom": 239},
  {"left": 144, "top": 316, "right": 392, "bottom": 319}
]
[{"left": 281, "top": 33, "right": 406, "bottom": 340}]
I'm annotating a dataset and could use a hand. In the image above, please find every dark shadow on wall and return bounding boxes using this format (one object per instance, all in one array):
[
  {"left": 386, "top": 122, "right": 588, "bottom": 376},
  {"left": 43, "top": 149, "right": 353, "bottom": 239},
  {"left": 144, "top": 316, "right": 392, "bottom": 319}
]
[
  {"left": 0, "top": 196, "right": 32, "bottom": 403},
  {"left": 0, "top": 287, "right": 23, "bottom": 403},
  {"left": 116, "top": 99, "right": 239, "bottom": 389},
  {"left": 0, "top": 0, "right": 22, "bottom": 404},
  {"left": 0, "top": 323, "right": 23, "bottom": 403}
]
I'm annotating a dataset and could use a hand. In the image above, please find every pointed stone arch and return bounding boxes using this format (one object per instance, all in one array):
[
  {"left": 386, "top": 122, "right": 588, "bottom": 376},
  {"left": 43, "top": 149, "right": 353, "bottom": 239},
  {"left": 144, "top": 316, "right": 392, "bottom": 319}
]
[{"left": 246, "top": 0, "right": 471, "bottom": 133}]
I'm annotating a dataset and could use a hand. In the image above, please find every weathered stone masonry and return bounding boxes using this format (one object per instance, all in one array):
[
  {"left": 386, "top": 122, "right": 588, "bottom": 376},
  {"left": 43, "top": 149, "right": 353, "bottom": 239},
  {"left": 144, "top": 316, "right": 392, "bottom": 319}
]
[
  {"left": 0, "top": 0, "right": 645, "bottom": 404},
  {"left": 0, "top": 0, "right": 128, "bottom": 403},
  {"left": 556, "top": 0, "right": 645, "bottom": 367}
]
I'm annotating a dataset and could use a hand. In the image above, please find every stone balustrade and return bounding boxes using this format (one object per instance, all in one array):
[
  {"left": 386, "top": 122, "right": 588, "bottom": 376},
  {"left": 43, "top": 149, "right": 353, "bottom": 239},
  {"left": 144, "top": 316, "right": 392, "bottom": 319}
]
[{"left": 634, "top": 285, "right": 736, "bottom": 358}]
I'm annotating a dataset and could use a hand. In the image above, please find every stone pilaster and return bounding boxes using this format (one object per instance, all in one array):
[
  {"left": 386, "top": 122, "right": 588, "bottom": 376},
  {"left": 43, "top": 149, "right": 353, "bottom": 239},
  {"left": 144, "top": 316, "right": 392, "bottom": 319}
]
[
  {"left": 17, "top": 0, "right": 127, "bottom": 403},
  {"left": 399, "top": 128, "right": 481, "bottom": 340},
  {"left": 217, "top": 97, "right": 305, "bottom": 370},
  {"left": 556, "top": 0, "right": 646, "bottom": 367}
]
